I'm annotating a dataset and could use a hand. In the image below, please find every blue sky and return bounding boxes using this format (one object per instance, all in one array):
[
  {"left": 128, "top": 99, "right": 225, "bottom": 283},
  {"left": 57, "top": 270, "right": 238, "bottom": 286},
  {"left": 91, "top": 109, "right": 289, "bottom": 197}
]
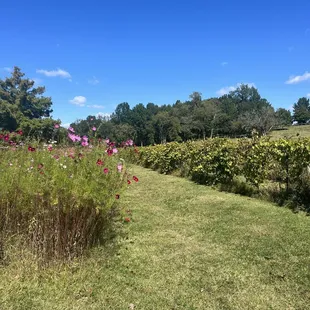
[{"left": 1, "top": 0, "right": 310, "bottom": 126}]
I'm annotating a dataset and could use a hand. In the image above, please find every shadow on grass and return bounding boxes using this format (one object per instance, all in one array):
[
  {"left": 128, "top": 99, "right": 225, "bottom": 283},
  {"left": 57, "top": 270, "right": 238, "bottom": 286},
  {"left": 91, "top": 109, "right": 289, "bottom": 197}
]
[{"left": 0, "top": 206, "right": 127, "bottom": 269}]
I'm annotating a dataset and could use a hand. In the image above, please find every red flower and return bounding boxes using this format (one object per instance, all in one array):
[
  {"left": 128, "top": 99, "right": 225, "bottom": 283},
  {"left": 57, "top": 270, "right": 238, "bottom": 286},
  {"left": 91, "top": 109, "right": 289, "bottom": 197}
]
[
  {"left": 115, "top": 194, "right": 120, "bottom": 199},
  {"left": 16, "top": 130, "right": 23, "bottom": 135},
  {"left": 103, "top": 168, "right": 109, "bottom": 174},
  {"left": 96, "top": 159, "right": 103, "bottom": 166},
  {"left": 124, "top": 217, "right": 130, "bottom": 222},
  {"left": 28, "top": 146, "right": 35, "bottom": 152},
  {"left": 127, "top": 180, "right": 131, "bottom": 185},
  {"left": 107, "top": 149, "right": 113, "bottom": 156},
  {"left": 4, "top": 135, "right": 9, "bottom": 142},
  {"left": 53, "top": 155, "right": 60, "bottom": 160},
  {"left": 133, "top": 176, "right": 139, "bottom": 182},
  {"left": 47, "top": 146, "right": 53, "bottom": 151}
]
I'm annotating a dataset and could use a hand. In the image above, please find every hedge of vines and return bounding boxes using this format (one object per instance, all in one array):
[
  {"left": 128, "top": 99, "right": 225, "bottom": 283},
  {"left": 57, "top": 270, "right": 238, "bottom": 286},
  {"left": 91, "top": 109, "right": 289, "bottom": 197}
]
[{"left": 124, "top": 138, "right": 310, "bottom": 211}]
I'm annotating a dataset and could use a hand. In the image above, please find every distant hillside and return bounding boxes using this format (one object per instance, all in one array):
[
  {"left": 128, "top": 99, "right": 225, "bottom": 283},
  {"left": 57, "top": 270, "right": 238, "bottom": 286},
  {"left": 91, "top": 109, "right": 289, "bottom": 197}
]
[{"left": 269, "top": 125, "right": 310, "bottom": 139}]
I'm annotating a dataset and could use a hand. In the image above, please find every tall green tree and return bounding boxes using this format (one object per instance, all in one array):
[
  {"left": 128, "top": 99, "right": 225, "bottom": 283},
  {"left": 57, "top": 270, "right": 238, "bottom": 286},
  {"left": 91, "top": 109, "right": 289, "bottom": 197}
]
[
  {"left": 293, "top": 97, "right": 310, "bottom": 124},
  {"left": 275, "top": 108, "right": 292, "bottom": 127},
  {"left": 111, "top": 102, "right": 131, "bottom": 124},
  {"left": 0, "top": 66, "right": 53, "bottom": 132}
]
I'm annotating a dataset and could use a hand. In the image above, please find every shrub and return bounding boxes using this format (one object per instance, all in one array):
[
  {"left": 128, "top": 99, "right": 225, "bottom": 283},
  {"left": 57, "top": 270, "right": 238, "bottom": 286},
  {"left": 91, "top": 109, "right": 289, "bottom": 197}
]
[{"left": 124, "top": 137, "right": 310, "bottom": 211}]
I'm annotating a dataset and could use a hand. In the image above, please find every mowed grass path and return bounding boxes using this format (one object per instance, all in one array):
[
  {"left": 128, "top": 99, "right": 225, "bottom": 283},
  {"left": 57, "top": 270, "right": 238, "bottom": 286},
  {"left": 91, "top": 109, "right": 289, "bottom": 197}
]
[{"left": 1, "top": 166, "right": 310, "bottom": 309}]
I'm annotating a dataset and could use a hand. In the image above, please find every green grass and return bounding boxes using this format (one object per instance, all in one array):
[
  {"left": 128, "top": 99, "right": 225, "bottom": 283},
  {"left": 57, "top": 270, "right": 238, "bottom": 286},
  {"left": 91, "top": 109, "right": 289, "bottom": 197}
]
[
  {"left": 1, "top": 165, "right": 310, "bottom": 309},
  {"left": 270, "top": 125, "right": 310, "bottom": 139}
]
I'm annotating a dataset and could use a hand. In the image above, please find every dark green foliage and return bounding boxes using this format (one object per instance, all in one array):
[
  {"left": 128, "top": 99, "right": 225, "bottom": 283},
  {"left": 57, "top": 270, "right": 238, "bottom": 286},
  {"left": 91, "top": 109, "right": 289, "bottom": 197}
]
[
  {"left": 0, "top": 67, "right": 60, "bottom": 140},
  {"left": 73, "top": 84, "right": 290, "bottom": 145},
  {"left": 275, "top": 108, "right": 292, "bottom": 127},
  {"left": 293, "top": 97, "right": 310, "bottom": 124}
]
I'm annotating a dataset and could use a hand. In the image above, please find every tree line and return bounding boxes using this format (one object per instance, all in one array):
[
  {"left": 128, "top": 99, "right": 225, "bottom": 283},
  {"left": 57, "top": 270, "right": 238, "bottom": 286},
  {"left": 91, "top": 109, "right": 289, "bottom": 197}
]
[
  {"left": 72, "top": 88, "right": 295, "bottom": 145},
  {"left": 1, "top": 67, "right": 310, "bottom": 144}
]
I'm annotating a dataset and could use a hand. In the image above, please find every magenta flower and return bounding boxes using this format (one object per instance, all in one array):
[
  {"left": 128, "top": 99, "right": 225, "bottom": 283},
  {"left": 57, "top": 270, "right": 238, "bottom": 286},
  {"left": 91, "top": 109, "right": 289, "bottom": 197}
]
[
  {"left": 54, "top": 124, "right": 60, "bottom": 129},
  {"left": 82, "top": 135, "right": 88, "bottom": 142},
  {"left": 81, "top": 140, "right": 88, "bottom": 147},
  {"left": 117, "top": 163, "right": 123, "bottom": 173},
  {"left": 68, "top": 126, "right": 75, "bottom": 133},
  {"left": 105, "top": 138, "right": 110, "bottom": 144},
  {"left": 92, "top": 127, "right": 96, "bottom": 131},
  {"left": 68, "top": 133, "right": 81, "bottom": 142},
  {"left": 103, "top": 168, "right": 109, "bottom": 174},
  {"left": 125, "top": 139, "right": 134, "bottom": 146}
]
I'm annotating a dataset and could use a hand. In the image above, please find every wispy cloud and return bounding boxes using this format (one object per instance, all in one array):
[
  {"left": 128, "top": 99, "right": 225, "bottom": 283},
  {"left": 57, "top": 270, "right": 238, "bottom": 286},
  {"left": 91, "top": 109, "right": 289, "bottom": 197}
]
[
  {"left": 3, "top": 67, "right": 13, "bottom": 73},
  {"left": 96, "top": 112, "right": 111, "bottom": 119},
  {"left": 69, "top": 96, "right": 87, "bottom": 107},
  {"left": 88, "top": 76, "right": 99, "bottom": 85},
  {"left": 36, "top": 68, "right": 71, "bottom": 79},
  {"left": 285, "top": 71, "right": 310, "bottom": 84},
  {"left": 221, "top": 62, "right": 228, "bottom": 66},
  {"left": 31, "top": 78, "right": 43, "bottom": 85},
  {"left": 216, "top": 83, "right": 256, "bottom": 96},
  {"left": 87, "top": 104, "right": 105, "bottom": 109},
  {"left": 307, "top": 93, "right": 310, "bottom": 98}
]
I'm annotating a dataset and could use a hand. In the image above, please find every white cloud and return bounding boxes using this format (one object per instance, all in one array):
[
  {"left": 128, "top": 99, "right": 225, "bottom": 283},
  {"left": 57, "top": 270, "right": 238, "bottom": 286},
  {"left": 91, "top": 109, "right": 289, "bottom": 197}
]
[
  {"left": 69, "top": 96, "right": 87, "bottom": 106},
  {"left": 87, "top": 104, "right": 105, "bottom": 109},
  {"left": 36, "top": 68, "right": 71, "bottom": 79},
  {"left": 221, "top": 62, "right": 228, "bottom": 66},
  {"left": 285, "top": 71, "right": 310, "bottom": 84},
  {"left": 3, "top": 67, "right": 13, "bottom": 73},
  {"left": 96, "top": 112, "right": 111, "bottom": 119},
  {"left": 61, "top": 123, "right": 71, "bottom": 129},
  {"left": 216, "top": 83, "right": 256, "bottom": 96},
  {"left": 88, "top": 76, "right": 99, "bottom": 85},
  {"left": 307, "top": 93, "right": 310, "bottom": 98}
]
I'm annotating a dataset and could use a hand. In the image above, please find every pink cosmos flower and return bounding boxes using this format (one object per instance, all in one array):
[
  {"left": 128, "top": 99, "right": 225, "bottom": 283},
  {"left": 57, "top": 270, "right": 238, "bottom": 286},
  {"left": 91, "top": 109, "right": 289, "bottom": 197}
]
[
  {"left": 113, "top": 148, "right": 118, "bottom": 154},
  {"left": 68, "top": 126, "right": 75, "bottom": 133},
  {"left": 92, "top": 127, "right": 96, "bottom": 131},
  {"left": 81, "top": 140, "right": 89, "bottom": 147},
  {"left": 117, "top": 163, "right": 123, "bottom": 173},
  {"left": 68, "top": 133, "right": 81, "bottom": 142},
  {"left": 54, "top": 124, "right": 60, "bottom": 129},
  {"left": 82, "top": 135, "right": 88, "bottom": 142},
  {"left": 125, "top": 139, "right": 134, "bottom": 146}
]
